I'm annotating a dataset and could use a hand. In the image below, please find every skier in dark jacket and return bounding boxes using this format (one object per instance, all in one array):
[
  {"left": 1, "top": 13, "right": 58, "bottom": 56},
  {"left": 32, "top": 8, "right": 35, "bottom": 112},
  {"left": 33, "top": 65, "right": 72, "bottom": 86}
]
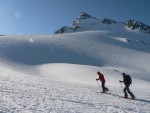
[
  {"left": 119, "top": 73, "right": 135, "bottom": 99},
  {"left": 96, "top": 71, "right": 109, "bottom": 93}
]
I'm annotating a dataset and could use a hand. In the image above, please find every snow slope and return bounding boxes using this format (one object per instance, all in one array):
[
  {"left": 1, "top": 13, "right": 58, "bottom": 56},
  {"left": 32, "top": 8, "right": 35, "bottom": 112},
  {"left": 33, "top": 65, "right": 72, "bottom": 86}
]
[
  {"left": 0, "top": 30, "right": 150, "bottom": 81},
  {"left": 0, "top": 15, "right": 150, "bottom": 112},
  {"left": 0, "top": 63, "right": 150, "bottom": 113},
  {"left": 0, "top": 30, "right": 150, "bottom": 113}
]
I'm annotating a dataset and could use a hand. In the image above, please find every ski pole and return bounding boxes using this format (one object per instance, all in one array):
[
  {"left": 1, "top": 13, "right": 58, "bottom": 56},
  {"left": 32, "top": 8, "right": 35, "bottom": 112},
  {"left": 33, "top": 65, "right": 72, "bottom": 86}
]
[
  {"left": 120, "top": 82, "right": 124, "bottom": 94},
  {"left": 96, "top": 80, "right": 101, "bottom": 92}
]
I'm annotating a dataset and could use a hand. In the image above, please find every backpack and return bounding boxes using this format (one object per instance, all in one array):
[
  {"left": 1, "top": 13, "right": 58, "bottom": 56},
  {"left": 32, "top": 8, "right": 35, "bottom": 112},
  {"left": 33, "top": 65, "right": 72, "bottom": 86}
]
[{"left": 125, "top": 75, "right": 132, "bottom": 84}]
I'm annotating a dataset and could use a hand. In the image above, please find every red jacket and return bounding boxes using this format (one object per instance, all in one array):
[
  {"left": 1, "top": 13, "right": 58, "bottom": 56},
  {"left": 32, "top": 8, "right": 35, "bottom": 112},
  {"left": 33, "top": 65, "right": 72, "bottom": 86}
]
[{"left": 97, "top": 73, "right": 105, "bottom": 82}]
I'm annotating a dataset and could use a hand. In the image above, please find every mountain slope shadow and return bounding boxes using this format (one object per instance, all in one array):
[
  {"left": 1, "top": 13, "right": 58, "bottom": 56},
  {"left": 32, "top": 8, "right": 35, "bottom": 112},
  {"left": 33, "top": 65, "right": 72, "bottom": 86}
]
[{"left": 1, "top": 44, "right": 102, "bottom": 66}]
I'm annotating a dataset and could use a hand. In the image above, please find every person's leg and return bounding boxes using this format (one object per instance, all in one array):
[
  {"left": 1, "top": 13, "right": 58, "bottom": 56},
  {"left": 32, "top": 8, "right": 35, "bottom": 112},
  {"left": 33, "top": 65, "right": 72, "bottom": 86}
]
[
  {"left": 104, "top": 83, "right": 109, "bottom": 92},
  {"left": 124, "top": 86, "right": 128, "bottom": 97},
  {"left": 105, "top": 87, "right": 109, "bottom": 92},
  {"left": 101, "top": 82, "right": 105, "bottom": 92},
  {"left": 102, "top": 81, "right": 109, "bottom": 92},
  {"left": 126, "top": 85, "right": 135, "bottom": 98}
]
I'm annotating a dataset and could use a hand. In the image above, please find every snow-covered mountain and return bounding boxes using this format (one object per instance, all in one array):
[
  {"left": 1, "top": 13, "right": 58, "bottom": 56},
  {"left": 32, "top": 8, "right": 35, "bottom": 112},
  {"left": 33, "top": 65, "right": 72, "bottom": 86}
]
[
  {"left": 55, "top": 12, "right": 150, "bottom": 34},
  {"left": 0, "top": 12, "right": 150, "bottom": 113}
]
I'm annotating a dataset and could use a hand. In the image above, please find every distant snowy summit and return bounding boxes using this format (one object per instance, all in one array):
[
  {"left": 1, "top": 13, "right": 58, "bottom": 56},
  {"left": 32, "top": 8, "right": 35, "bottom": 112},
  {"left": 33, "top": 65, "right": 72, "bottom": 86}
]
[
  {"left": 125, "top": 20, "right": 150, "bottom": 34},
  {"left": 54, "top": 12, "right": 150, "bottom": 34}
]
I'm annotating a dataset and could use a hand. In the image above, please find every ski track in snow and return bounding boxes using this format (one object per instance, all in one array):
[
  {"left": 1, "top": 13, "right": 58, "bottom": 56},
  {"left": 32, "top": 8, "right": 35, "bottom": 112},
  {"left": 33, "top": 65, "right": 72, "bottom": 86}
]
[{"left": 0, "top": 71, "right": 150, "bottom": 113}]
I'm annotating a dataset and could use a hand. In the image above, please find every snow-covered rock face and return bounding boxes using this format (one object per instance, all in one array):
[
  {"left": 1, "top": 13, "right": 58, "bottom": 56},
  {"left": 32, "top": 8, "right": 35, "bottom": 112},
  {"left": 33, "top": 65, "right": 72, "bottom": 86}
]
[
  {"left": 54, "top": 26, "right": 68, "bottom": 34},
  {"left": 77, "top": 12, "right": 96, "bottom": 20},
  {"left": 101, "top": 18, "right": 117, "bottom": 25},
  {"left": 71, "top": 12, "right": 96, "bottom": 31},
  {"left": 54, "top": 12, "right": 150, "bottom": 34},
  {"left": 54, "top": 12, "right": 96, "bottom": 34},
  {"left": 125, "top": 20, "right": 150, "bottom": 34}
]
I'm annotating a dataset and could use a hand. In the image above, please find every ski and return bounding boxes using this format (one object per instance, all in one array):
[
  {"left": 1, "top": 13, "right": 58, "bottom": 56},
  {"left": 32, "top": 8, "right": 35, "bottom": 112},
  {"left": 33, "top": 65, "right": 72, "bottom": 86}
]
[
  {"left": 100, "top": 92, "right": 111, "bottom": 94},
  {"left": 119, "top": 96, "right": 136, "bottom": 100},
  {"left": 97, "top": 91, "right": 136, "bottom": 100},
  {"left": 96, "top": 92, "right": 111, "bottom": 94}
]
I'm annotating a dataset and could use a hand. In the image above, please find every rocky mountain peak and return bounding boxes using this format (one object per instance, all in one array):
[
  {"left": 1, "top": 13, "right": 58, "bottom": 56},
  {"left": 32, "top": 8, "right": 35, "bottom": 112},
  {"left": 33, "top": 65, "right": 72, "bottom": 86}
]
[
  {"left": 125, "top": 20, "right": 150, "bottom": 34},
  {"left": 78, "top": 12, "right": 95, "bottom": 20},
  {"left": 101, "top": 18, "right": 117, "bottom": 25},
  {"left": 54, "top": 13, "right": 150, "bottom": 34}
]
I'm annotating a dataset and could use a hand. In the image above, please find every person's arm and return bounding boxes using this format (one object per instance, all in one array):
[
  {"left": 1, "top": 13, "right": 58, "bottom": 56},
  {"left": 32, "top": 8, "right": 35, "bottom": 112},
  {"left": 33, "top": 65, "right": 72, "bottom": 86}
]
[
  {"left": 96, "top": 76, "right": 100, "bottom": 81},
  {"left": 119, "top": 80, "right": 124, "bottom": 83},
  {"left": 96, "top": 78, "right": 99, "bottom": 81},
  {"left": 120, "top": 76, "right": 125, "bottom": 83}
]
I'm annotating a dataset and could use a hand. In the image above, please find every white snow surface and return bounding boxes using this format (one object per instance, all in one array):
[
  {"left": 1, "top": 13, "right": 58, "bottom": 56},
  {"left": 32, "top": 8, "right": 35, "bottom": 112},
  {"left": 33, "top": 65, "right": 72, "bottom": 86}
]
[{"left": 0, "top": 29, "right": 150, "bottom": 113}]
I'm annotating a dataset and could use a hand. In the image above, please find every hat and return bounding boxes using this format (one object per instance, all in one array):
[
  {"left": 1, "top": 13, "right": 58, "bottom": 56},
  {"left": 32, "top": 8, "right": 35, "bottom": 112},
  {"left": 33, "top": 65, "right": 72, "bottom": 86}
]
[
  {"left": 122, "top": 73, "right": 126, "bottom": 76},
  {"left": 97, "top": 71, "right": 100, "bottom": 74}
]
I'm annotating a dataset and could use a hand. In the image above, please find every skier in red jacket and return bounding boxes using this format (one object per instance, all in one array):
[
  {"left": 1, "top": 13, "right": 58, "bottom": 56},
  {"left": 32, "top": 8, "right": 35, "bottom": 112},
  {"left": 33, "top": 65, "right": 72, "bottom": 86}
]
[{"left": 96, "top": 71, "right": 109, "bottom": 93}]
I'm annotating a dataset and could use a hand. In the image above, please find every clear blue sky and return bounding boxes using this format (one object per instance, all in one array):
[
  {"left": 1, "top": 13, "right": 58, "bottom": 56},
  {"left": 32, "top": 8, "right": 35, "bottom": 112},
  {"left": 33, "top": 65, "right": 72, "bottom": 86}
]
[{"left": 0, "top": 0, "right": 149, "bottom": 35}]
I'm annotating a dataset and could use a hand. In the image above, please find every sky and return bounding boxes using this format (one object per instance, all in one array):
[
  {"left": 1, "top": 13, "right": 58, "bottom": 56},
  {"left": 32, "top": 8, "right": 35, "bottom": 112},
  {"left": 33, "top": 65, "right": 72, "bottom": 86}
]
[{"left": 0, "top": 0, "right": 149, "bottom": 35}]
